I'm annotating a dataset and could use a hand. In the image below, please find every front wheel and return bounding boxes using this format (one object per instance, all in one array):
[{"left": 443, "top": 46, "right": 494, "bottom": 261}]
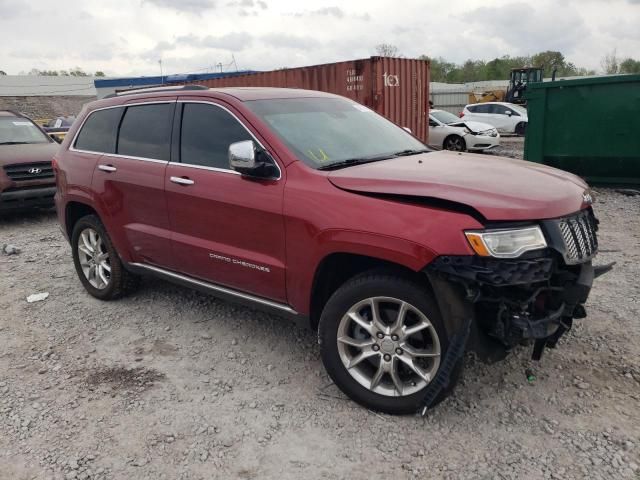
[
  {"left": 443, "top": 135, "right": 466, "bottom": 152},
  {"left": 318, "top": 272, "right": 460, "bottom": 415}
]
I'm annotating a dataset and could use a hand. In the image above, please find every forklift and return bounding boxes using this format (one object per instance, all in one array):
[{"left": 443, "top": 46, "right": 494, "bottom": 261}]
[{"left": 505, "top": 67, "right": 543, "bottom": 104}]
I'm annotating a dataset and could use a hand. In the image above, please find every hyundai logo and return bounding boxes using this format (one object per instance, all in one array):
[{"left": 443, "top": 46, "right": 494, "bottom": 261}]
[
  {"left": 28, "top": 167, "right": 42, "bottom": 174},
  {"left": 582, "top": 191, "right": 593, "bottom": 205}
]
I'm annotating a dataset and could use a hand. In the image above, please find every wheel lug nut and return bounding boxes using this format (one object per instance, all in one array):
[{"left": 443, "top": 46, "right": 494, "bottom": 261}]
[
  {"left": 391, "top": 334, "right": 399, "bottom": 341},
  {"left": 383, "top": 354, "right": 391, "bottom": 362},
  {"left": 395, "top": 348, "right": 403, "bottom": 355},
  {"left": 376, "top": 332, "right": 384, "bottom": 339},
  {"left": 372, "top": 345, "right": 380, "bottom": 351}
]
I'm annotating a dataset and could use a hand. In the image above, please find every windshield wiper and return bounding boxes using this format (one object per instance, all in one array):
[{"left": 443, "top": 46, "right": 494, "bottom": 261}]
[
  {"left": 0, "top": 141, "right": 31, "bottom": 145},
  {"left": 317, "top": 154, "right": 395, "bottom": 171},
  {"left": 392, "top": 148, "right": 431, "bottom": 157}
]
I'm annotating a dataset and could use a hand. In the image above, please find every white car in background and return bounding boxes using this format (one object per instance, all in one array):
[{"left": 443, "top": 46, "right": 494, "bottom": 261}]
[
  {"left": 460, "top": 102, "right": 528, "bottom": 135},
  {"left": 428, "top": 109, "right": 500, "bottom": 152}
]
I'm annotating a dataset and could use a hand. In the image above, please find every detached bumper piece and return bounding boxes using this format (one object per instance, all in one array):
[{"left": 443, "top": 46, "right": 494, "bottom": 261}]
[
  {"left": 428, "top": 209, "right": 614, "bottom": 361},
  {"left": 429, "top": 254, "right": 593, "bottom": 353}
]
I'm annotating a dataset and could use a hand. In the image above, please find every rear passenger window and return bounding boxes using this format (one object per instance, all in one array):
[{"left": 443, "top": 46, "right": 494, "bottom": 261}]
[
  {"left": 117, "top": 104, "right": 173, "bottom": 160},
  {"left": 180, "top": 103, "right": 252, "bottom": 169},
  {"left": 473, "top": 104, "right": 491, "bottom": 114},
  {"left": 75, "top": 108, "right": 122, "bottom": 153}
]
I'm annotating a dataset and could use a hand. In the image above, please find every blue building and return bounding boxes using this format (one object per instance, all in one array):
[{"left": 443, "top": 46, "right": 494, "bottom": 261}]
[{"left": 94, "top": 71, "right": 256, "bottom": 99}]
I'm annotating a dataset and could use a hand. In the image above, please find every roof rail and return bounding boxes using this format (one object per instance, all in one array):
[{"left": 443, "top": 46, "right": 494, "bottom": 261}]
[{"left": 104, "top": 84, "right": 208, "bottom": 99}]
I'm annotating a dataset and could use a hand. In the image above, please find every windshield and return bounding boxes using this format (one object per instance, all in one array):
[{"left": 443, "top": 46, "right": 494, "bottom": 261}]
[
  {"left": 0, "top": 116, "right": 50, "bottom": 144},
  {"left": 245, "top": 97, "right": 428, "bottom": 169},
  {"left": 430, "top": 110, "right": 461, "bottom": 125}
]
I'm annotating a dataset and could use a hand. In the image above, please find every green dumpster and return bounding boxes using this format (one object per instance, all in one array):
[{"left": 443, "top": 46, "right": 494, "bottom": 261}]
[{"left": 524, "top": 74, "right": 640, "bottom": 185}]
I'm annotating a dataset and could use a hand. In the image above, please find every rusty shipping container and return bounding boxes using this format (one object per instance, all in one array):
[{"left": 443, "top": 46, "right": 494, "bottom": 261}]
[{"left": 193, "top": 57, "right": 431, "bottom": 143}]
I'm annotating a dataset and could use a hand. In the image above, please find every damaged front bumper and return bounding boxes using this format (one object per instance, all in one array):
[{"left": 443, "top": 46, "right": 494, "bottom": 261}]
[{"left": 425, "top": 209, "right": 613, "bottom": 361}]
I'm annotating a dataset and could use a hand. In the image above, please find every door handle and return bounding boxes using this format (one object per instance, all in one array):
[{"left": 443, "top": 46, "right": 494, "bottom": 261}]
[
  {"left": 170, "top": 176, "right": 195, "bottom": 186},
  {"left": 98, "top": 164, "right": 117, "bottom": 172}
]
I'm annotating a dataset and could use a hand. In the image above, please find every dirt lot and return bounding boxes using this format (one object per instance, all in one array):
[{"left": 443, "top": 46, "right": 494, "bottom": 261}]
[
  {"left": 1, "top": 188, "right": 639, "bottom": 480},
  {"left": 485, "top": 136, "right": 525, "bottom": 160}
]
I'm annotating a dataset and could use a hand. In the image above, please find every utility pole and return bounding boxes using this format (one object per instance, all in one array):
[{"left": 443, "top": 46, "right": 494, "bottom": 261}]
[{"left": 159, "top": 59, "right": 163, "bottom": 83}]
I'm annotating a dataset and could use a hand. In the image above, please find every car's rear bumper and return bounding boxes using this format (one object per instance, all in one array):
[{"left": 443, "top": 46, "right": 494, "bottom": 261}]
[{"left": 0, "top": 186, "right": 56, "bottom": 211}]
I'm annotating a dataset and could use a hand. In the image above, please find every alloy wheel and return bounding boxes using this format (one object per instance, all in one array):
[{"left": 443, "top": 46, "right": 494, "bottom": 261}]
[
  {"left": 336, "top": 296, "right": 441, "bottom": 397},
  {"left": 77, "top": 227, "right": 111, "bottom": 290},
  {"left": 445, "top": 137, "right": 464, "bottom": 151}
]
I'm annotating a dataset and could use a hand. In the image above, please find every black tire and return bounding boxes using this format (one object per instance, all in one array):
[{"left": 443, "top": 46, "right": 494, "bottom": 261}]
[
  {"left": 443, "top": 135, "right": 466, "bottom": 152},
  {"left": 318, "top": 271, "right": 462, "bottom": 415},
  {"left": 71, "top": 214, "right": 139, "bottom": 300},
  {"left": 515, "top": 122, "right": 527, "bottom": 136}
]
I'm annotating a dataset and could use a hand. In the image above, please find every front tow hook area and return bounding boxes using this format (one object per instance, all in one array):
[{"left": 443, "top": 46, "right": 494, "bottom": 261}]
[{"left": 594, "top": 262, "right": 615, "bottom": 278}]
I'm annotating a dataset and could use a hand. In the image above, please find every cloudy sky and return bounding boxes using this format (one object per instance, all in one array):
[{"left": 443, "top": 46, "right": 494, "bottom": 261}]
[{"left": 1, "top": 0, "right": 638, "bottom": 76}]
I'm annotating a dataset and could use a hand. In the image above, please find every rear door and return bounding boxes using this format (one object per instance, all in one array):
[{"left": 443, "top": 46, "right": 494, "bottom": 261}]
[
  {"left": 165, "top": 99, "right": 287, "bottom": 302},
  {"left": 90, "top": 99, "right": 175, "bottom": 267},
  {"left": 465, "top": 104, "right": 489, "bottom": 124}
]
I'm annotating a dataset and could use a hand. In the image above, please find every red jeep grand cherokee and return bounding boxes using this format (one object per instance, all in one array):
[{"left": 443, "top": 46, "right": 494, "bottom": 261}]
[{"left": 54, "top": 86, "right": 608, "bottom": 414}]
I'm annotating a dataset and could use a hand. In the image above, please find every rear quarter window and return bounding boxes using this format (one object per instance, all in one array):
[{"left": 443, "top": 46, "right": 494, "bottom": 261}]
[{"left": 74, "top": 108, "right": 122, "bottom": 153}]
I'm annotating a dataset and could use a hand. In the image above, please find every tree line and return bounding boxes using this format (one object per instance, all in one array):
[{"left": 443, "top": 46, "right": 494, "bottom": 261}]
[
  {"left": 374, "top": 44, "right": 640, "bottom": 83},
  {"left": 0, "top": 68, "right": 105, "bottom": 77}
]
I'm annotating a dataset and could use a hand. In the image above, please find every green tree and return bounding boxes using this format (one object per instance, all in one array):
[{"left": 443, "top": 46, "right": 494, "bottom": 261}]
[
  {"left": 420, "top": 56, "right": 457, "bottom": 82},
  {"left": 94, "top": 71, "right": 106, "bottom": 77},
  {"left": 69, "top": 67, "right": 88, "bottom": 77},
  {"left": 0, "top": 70, "right": 7, "bottom": 75},
  {"left": 620, "top": 58, "right": 640, "bottom": 74}
]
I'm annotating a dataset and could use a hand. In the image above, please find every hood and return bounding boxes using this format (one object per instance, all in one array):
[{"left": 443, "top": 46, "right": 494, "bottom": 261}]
[
  {"left": 0, "top": 143, "right": 59, "bottom": 166},
  {"left": 328, "top": 151, "right": 589, "bottom": 221},
  {"left": 447, "top": 120, "right": 495, "bottom": 133}
]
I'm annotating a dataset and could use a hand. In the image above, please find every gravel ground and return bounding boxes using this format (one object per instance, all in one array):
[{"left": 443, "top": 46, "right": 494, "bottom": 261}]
[
  {"left": 1, "top": 188, "right": 639, "bottom": 480},
  {"left": 484, "top": 136, "right": 525, "bottom": 160}
]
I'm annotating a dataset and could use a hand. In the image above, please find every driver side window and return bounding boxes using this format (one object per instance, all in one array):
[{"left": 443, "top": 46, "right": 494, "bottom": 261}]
[{"left": 180, "top": 103, "right": 252, "bottom": 169}]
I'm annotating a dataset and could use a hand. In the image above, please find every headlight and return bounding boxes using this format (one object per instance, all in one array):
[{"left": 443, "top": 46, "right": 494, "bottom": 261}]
[
  {"left": 465, "top": 226, "right": 547, "bottom": 258},
  {"left": 479, "top": 128, "right": 498, "bottom": 136}
]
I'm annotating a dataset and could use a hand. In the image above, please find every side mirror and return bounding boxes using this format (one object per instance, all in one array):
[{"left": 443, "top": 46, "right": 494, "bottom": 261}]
[
  {"left": 505, "top": 110, "right": 512, "bottom": 116},
  {"left": 228, "top": 140, "right": 278, "bottom": 179}
]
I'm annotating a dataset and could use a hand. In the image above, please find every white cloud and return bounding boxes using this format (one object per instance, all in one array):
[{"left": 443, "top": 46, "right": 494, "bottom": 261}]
[{"left": 0, "top": 0, "right": 637, "bottom": 76}]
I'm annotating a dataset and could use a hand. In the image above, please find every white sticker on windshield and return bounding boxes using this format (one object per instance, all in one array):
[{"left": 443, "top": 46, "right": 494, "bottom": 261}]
[
  {"left": 12, "top": 121, "right": 33, "bottom": 126},
  {"left": 352, "top": 104, "right": 372, "bottom": 112}
]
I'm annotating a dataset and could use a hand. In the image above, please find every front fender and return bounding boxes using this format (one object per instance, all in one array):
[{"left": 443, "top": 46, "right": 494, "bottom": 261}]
[{"left": 286, "top": 228, "right": 438, "bottom": 315}]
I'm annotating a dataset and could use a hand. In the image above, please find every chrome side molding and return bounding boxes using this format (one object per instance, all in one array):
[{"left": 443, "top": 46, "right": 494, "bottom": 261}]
[{"left": 129, "top": 262, "right": 298, "bottom": 315}]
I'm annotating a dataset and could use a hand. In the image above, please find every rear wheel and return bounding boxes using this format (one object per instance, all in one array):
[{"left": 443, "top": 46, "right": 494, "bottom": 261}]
[
  {"left": 515, "top": 122, "right": 527, "bottom": 136},
  {"left": 443, "top": 135, "right": 466, "bottom": 152},
  {"left": 319, "top": 272, "right": 460, "bottom": 414},
  {"left": 71, "top": 215, "right": 139, "bottom": 300}
]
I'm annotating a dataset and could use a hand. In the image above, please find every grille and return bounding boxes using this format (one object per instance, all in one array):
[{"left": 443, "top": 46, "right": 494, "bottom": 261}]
[
  {"left": 558, "top": 211, "right": 598, "bottom": 264},
  {"left": 3, "top": 162, "right": 54, "bottom": 181}
]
